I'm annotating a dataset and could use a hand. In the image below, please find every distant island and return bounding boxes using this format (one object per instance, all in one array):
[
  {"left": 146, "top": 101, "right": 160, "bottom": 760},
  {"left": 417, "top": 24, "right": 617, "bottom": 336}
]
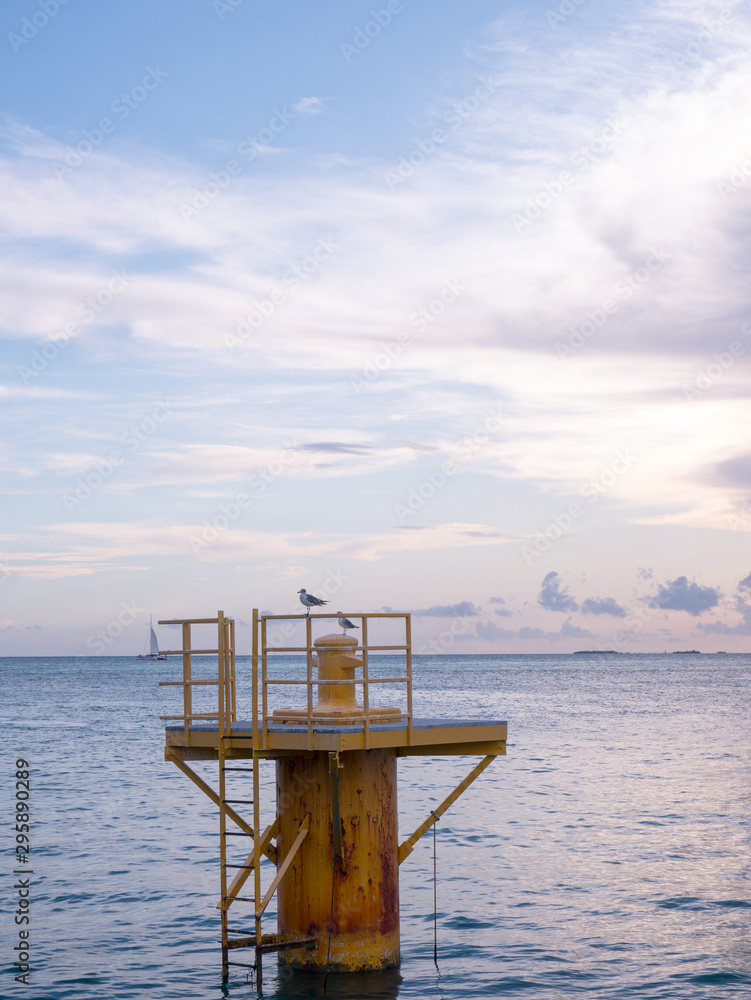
[
  {"left": 572, "top": 650, "right": 621, "bottom": 655},
  {"left": 674, "top": 650, "right": 700, "bottom": 654}
]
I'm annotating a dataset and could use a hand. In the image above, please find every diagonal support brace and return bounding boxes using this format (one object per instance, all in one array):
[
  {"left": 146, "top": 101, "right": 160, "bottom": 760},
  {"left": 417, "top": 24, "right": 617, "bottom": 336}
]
[
  {"left": 256, "top": 814, "right": 310, "bottom": 918},
  {"left": 218, "top": 818, "right": 280, "bottom": 911},
  {"left": 398, "top": 754, "right": 497, "bottom": 864},
  {"left": 166, "top": 749, "right": 277, "bottom": 864}
]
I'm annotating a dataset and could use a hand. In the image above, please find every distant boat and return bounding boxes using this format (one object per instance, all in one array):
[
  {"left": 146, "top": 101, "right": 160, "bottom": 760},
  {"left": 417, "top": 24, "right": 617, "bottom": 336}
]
[{"left": 137, "top": 616, "right": 167, "bottom": 661}]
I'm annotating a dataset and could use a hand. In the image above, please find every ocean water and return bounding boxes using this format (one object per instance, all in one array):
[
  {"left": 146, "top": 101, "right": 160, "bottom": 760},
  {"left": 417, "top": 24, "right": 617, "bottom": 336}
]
[{"left": 2, "top": 652, "right": 750, "bottom": 1000}]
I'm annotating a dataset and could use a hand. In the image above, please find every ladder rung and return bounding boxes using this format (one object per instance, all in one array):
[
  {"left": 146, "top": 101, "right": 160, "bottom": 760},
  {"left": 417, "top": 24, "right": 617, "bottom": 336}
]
[
  {"left": 226, "top": 961, "right": 256, "bottom": 968},
  {"left": 225, "top": 864, "right": 255, "bottom": 871},
  {"left": 223, "top": 831, "right": 253, "bottom": 837},
  {"left": 222, "top": 766, "right": 255, "bottom": 772},
  {"left": 223, "top": 799, "right": 254, "bottom": 805},
  {"left": 228, "top": 896, "right": 256, "bottom": 903}
]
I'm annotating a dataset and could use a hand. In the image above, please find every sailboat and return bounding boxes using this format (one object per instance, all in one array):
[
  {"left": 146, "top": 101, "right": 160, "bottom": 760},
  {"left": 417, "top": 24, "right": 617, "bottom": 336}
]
[{"left": 137, "top": 616, "right": 167, "bottom": 661}]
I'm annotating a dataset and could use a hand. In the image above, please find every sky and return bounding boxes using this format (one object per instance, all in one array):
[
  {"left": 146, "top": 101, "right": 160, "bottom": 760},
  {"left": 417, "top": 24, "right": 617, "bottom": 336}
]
[{"left": 1, "top": 0, "right": 750, "bottom": 656}]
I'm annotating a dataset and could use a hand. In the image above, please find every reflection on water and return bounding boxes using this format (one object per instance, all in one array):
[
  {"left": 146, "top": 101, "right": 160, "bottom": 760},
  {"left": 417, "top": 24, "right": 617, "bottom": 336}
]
[
  {"left": 1, "top": 653, "right": 750, "bottom": 999},
  {"left": 265, "top": 966, "right": 403, "bottom": 1000}
]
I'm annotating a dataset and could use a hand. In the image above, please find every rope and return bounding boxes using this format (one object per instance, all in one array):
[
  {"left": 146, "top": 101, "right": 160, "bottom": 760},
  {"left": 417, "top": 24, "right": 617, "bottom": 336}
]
[{"left": 431, "top": 810, "right": 440, "bottom": 967}]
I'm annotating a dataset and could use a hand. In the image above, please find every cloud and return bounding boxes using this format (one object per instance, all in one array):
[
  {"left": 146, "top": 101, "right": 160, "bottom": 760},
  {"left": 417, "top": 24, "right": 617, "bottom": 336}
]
[
  {"left": 649, "top": 576, "right": 720, "bottom": 616},
  {"left": 713, "top": 454, "right": 751, "bottom": 488},
  {"left": 489, "top": 596, "right": 513, "bottom": 617},
  {"left": 538, "top": 571, "right": 579, "bottom": 613},
  {"left": 0, "top": 520, "right": 517, "bottom": 579},
  {"left": 580, "top": 596, "right": 627, "bottom": 617},
  {"left": 476, "top": 617, "right": 594, "bottom": 643},
  {"left": 413, "top": 601, "right": 480, "bottom": 618},
  {"left": 697, "top": 604, "right": 751, "bottom": 636},
  {"left": 697, "top": 572, "right": 751, "bottom": 633}
]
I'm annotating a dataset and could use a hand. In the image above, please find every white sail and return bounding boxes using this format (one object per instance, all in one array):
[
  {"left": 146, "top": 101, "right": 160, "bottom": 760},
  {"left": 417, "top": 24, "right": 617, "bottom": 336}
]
[{"left": 149, "top": 626, "right": 159, "bottom": 657}]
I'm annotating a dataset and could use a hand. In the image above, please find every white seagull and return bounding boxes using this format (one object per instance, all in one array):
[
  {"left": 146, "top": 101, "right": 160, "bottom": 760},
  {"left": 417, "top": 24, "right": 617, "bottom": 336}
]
[
  {"left": 298, "top": 589, "right": 328, "bottom": 615},
  {"left": 336, "top": 612, "right": 358, "bottom": 635}
]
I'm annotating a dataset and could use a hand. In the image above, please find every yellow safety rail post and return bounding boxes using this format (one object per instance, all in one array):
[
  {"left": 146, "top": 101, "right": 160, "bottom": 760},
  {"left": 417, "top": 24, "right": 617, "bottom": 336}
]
[
  {"left": 260, "top": 616, "right": 268, "bottom": 751},
  {"left": 362, "top": 616, "right": 371, "bottom": 750},
  {"left": 405, "top": 614, "right": 413, "bottom": 746},
  {"left": 252, "top": 609, "right": 259, "bottom": 751},
  {"left": 182, "top": 622, "right": 191, "bottom": 733},
  {"left": 217, "top": 611, "right": 229, "bottom": 979},
  {"left": 305, "top": 615, "right": 313, "bottom": 751}
]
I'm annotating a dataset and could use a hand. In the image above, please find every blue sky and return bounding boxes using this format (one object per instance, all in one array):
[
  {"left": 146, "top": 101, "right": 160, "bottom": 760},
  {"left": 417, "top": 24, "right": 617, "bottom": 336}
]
[{"left": 1, "top": 0, "right": 751, "bottom": 655}]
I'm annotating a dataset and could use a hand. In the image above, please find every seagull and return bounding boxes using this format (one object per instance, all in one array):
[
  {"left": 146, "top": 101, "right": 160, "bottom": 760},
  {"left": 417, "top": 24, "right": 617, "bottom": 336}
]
[
  {"left": 336, "top": 612, "right": 358, "bottom": 635},
  {"left": 298, "top": 589, "right": 328, "bottom": 615}
]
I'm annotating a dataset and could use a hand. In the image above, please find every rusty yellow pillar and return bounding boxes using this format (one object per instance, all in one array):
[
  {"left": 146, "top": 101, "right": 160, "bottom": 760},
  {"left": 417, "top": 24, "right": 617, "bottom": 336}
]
[{"left": 274, "top": 633, "right": 401, "bottom": 970}]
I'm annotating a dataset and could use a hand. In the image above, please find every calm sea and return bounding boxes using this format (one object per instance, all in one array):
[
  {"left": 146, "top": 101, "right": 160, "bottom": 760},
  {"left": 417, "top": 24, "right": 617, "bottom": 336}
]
[{"left": 2, "top": 653, "right": 750, "bottom": 1000}]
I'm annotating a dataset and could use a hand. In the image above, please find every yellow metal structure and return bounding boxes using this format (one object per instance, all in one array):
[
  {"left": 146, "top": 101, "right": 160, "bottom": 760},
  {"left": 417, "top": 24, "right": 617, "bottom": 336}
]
[{"left": 160, "top": 609, "right": 506, "bottom": 984}]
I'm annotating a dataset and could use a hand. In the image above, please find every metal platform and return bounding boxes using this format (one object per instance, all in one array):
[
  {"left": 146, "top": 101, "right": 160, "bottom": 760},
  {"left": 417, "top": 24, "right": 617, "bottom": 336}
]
[{"left": 165, "top": 716, "right": 507, "bottom": 757}]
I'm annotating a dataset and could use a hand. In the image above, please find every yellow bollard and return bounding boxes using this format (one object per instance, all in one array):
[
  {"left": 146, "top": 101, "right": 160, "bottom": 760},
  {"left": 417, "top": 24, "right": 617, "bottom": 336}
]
[{"left": 273, "top": 633, "right": 401, "bottom": 724}]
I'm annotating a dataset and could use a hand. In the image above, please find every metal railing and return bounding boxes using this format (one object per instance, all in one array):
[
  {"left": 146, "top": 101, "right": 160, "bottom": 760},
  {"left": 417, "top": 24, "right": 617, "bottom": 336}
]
[
  {"left": 254, "top": 610, "right": 412, "bottom": 751},
  {"left": 158, "top": 613, "right": 236, "bottom": 735}
]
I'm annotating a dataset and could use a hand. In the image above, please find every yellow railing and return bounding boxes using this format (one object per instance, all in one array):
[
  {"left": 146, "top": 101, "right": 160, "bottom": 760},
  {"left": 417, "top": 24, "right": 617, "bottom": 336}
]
[
  {"left": 158, "top": 613, "right": 236, "bottom": 735},
  {"left": 254, "top": 610, "right": 412, "bottom": 751}
]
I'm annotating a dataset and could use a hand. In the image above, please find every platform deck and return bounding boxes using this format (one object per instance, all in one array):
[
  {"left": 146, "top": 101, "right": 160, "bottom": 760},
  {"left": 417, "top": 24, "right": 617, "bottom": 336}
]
[{"left": 165, "top": 717, "right": 507, "bottom": 758}]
